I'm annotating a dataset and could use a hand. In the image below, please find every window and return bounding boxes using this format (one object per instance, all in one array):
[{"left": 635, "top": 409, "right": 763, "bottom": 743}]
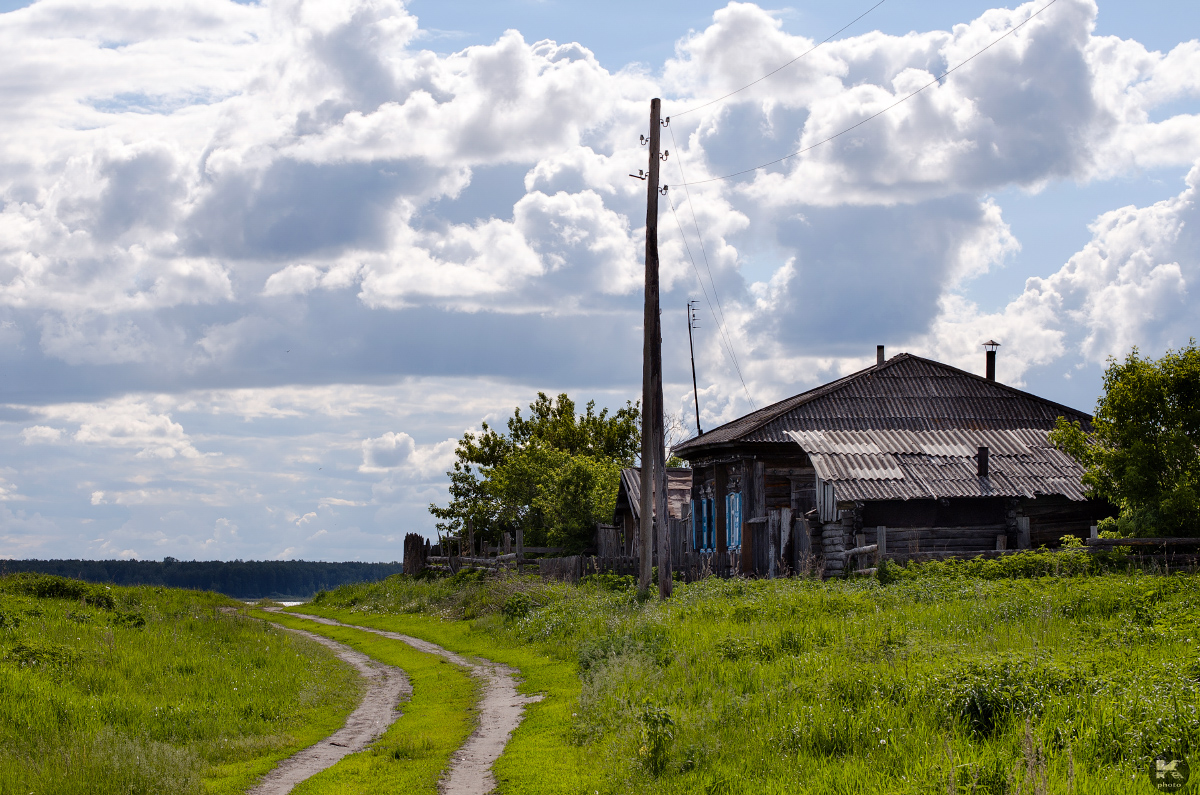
[
  {"left": 700, "top": 501, "right": 710, "bottom": 552},
  {"left": 693, "top": 497, "right": 719, "bottom": 551},
  {"left": 726, "top": 492, "right": 742, "bottom": 549}
]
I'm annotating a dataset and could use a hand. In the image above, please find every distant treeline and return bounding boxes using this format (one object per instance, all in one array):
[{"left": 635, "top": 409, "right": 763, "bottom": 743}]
[{"left": 0, "top": 558, "right": 404, "bottom": 599}]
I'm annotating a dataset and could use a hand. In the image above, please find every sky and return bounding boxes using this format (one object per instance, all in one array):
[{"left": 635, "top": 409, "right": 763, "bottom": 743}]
[{"left": 0, "top": 0, "right": 1198, "bottom": 562}]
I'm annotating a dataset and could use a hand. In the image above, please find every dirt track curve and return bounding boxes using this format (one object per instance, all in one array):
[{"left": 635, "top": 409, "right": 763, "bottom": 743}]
[
  {"left": 248, "top": 623, "right": 410, "bottom": 795},
  {"left": 262, "top": 609, "right": 542, "bottom": 795}
]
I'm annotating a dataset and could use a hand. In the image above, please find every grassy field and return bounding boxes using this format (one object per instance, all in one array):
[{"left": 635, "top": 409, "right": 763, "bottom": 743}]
[
  {"left": 249, "top": 609, "right": 477, "bottom": 795},
  {"left": 0, "top": 574, "right": 361, "bottom": 795},
  {"left": 307, "top": 559, "right": 1200, "bottom": 794}
]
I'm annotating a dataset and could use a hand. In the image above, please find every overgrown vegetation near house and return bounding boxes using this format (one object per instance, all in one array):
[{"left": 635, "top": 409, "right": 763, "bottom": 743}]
[
  {"left": 308, "top": 559, "right": 1200, "bottom": 794},
  {"left": 430, "top": 392, "right": 640, "bottom": 553},
  {"left": 1051, "top": 341, "right": 1200, "bottom": 537},
  {"left": 0, "top": 573, "right": 360, "bottom": 795}
]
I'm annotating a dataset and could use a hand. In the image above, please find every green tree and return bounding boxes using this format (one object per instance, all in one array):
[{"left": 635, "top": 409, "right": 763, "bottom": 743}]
[
  {"left": 1050, "top": 341, "right": 1200, "bottom": 536},
  {"left": 430, "top": 393, "right": 640, "bottom": 552}
]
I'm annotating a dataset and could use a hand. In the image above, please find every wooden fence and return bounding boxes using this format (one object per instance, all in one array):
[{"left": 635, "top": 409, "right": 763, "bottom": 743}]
[{"left": 409, "top": 520, "right": 1200, "bottom": 584}]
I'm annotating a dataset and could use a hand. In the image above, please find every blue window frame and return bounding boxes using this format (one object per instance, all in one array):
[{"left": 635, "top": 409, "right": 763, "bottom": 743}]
[
  {"left": 700, "top": 501, "right": 710, "bottom": 552},
  {"left": 726, "top": 492, "right": 742, "bottom": 549},
  {"left": 693, "top": 497, "right": 718, "bottom": 551}
]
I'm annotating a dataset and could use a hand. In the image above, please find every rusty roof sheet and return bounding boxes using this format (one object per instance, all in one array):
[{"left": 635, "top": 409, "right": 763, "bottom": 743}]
[{"left": 673, "top": 353, "right": 1092, "bottom": 455}]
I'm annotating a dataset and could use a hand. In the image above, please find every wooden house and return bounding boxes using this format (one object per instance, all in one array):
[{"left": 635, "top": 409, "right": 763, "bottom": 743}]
[{"left": 671, "top": 347, "right": 1113, "bottom": 577}]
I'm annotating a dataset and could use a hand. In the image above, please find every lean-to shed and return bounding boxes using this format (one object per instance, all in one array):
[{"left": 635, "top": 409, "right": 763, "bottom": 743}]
[{"left": 607, "top": 466, "right": 693, "bottom": 557}]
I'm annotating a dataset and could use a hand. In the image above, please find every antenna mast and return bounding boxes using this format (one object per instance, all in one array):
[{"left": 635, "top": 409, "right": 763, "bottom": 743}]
[{"left": 687, "top": 300, "right": 702, "bottom": 436}]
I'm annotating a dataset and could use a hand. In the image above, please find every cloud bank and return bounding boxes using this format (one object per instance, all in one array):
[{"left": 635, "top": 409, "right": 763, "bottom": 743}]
[{"left": 1, "top": 0, "right": 1198, "bottom": 559}]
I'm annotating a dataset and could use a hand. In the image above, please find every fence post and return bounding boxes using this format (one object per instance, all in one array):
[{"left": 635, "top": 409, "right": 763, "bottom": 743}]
[{"left": 878, "top": 526, "right": 886, "bottom": 561}]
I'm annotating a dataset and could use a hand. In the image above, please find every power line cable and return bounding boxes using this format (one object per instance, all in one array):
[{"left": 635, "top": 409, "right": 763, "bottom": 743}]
[
  {"left": 667, "top": 123, "right": 754, "bottom": 412},
  {"left": 677, "top": 0, "right": 1061, "bottom": 185},
  {"left": 673, "top": 0, "right": 890, "bottom": 118},
  {"left": 667, "top": 192, "right": 756, "bottom": 410}
]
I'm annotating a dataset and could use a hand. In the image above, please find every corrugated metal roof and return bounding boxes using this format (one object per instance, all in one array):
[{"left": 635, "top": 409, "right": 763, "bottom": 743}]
[
  {"left": 674, "top": 354, "right": 1092, "bottom": 455},
  {"left": 787, "top": 426, "right": 1089, "bottom": 503}
]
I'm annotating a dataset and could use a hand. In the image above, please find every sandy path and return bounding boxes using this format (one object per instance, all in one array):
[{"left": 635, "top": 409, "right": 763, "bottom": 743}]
[
  {"left": 248, "top": 622, "right": 411, "bottom": 795},
  {"left": 282, "top": 611, "right": 543, "bottom": 795}
]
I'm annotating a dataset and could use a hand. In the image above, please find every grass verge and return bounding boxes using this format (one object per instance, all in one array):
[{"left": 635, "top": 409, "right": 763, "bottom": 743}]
[
  {"left": 0, "top": 573, "right": 360, "bottom": 795},
  {"left": 250, "top": 609, "right": 477, "bottom": 795}
]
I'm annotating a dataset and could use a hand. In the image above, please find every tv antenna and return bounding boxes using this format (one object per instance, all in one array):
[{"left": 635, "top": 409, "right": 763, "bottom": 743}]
[{"left": 687, "top": 300, "right": 702, "bottom": 437}]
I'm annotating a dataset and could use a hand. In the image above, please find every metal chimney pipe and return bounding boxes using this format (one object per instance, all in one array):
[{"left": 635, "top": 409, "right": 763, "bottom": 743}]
[
  {"left": 983, "top": 340, "right": 1000, "bottom": 381},
  {"left": 876, "top": 345, "right": 885, "bottom": 366},
  {"left": 977, "top": 446, "right": 989, "bottom": 478}
]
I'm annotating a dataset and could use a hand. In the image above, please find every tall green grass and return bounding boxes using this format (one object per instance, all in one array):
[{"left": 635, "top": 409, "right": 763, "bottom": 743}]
[
  {"left": 0, "top": 574, "right": 360, "bottom": 795},
  {"left": 311, "top": 564, "right": 1200, "bottom": 794}
]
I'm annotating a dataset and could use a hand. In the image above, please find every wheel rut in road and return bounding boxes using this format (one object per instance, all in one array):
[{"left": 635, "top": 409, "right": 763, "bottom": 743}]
[
  {"left": 247, "top": 622, "right": 410, "bottom": 795},
  {"left": 281, "top": 610, "right": 542, "bottom": 795}
]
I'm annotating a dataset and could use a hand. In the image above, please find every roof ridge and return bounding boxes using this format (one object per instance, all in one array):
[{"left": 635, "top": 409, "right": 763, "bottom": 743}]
[
  {"left": 892, "top": 353, "right": 1093, "bottom": 420},
  {"left": 674, "top": 351, "right": 1092, "bottom": 455},
  {"left": 677, "top": 359, "right": 886, "bottom": 450}
]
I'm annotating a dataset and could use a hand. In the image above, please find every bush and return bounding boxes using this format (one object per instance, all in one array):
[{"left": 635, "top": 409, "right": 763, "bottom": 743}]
[
  {"left": 877, "top": 548, "right": 1128, "bottom": 582},
  {"left": 0, "top": 573, "right": 115, "bottom": 609},
  {"left": 876, "top": 558, "right": 903, "bottom": 585},
  {"left": 502, "top": 592, "right": 532, "bottom": 621},
  {"left": 940, "top": 658, "right": 1072, "bottom": 735}
]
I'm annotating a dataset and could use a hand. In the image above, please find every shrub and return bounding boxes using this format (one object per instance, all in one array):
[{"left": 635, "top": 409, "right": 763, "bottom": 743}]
[
  {"left": 502, "top": 592, "right": 532, "bottom": 621},
  {"left": 939, "top": 658, "right": 1072, "bottom": 736},
  {"left": 0, "top": 574, "right": 115, "bottom": 609}
]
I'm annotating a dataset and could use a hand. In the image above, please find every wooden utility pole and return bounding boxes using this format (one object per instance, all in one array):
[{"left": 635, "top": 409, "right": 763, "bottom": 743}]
[{"left": 638, "top": 97, "right": 671, "bottom": 598}]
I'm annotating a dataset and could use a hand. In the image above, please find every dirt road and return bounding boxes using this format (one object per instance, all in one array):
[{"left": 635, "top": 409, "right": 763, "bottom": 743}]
[
  {"left": 281, "top": 611, "right": 542, "bottom": 795},
  {"left": 248, "top": 623, "right": 410, "bottom": 795}
]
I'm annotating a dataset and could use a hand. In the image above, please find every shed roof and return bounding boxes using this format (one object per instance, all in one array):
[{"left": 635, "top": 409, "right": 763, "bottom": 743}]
[
  {"left": 616, "top": 467, "right": 693, "bottom": 524},
  {"left": 673, "top": 353, "right": 1091, "bottom": 456}
]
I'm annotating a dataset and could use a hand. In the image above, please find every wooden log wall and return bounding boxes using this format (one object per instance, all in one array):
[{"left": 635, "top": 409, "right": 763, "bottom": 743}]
[
  {"left": 765, "top": 473, "right": 791, "bottom": 510},
  {"left": 868, "top": 524, "right": 1008, "bottom": 555},
  {"left": 1021, "top": 496, "right": 1115, "bottom": 547}
]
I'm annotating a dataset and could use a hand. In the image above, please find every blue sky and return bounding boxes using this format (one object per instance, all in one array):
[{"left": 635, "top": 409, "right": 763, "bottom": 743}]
[{"left": 0, "top": 0, "right": 1198, "bottom": 560}]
